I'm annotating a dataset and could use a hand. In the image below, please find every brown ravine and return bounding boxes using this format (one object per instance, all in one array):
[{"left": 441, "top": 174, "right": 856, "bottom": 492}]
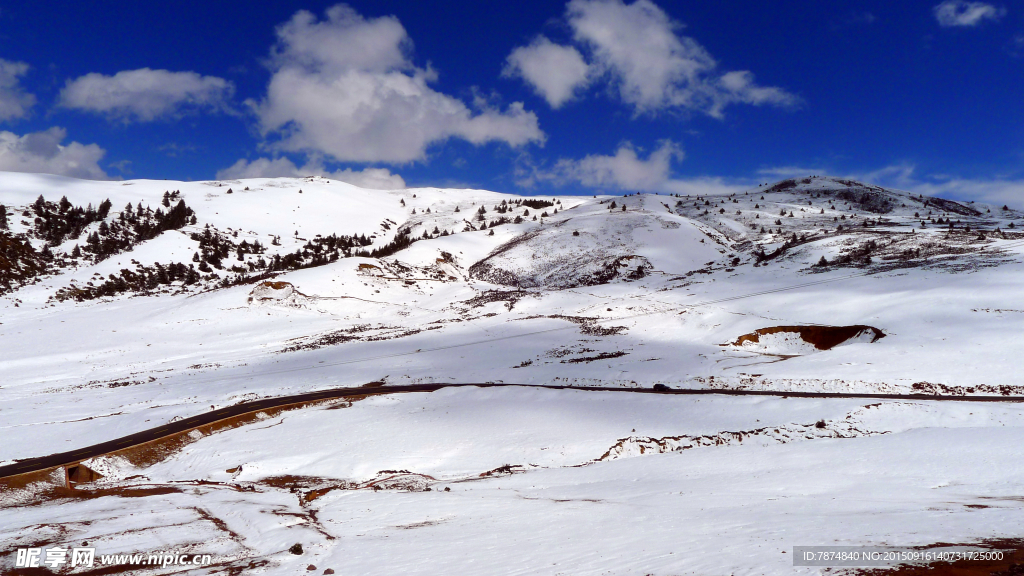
[{"left": 730, "top": 325, "right": 885, "bottom": 350}]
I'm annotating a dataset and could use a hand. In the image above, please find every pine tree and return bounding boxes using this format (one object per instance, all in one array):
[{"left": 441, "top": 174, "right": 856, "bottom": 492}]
[{"left": 164, "top": 200, "right": 189, "bottom": 229}]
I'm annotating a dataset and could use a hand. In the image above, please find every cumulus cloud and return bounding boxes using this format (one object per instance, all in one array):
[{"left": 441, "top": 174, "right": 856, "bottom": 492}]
[
  {"left": 552, "top": 141, "right": 681, "bottom": 190},
  {"left": 0, "top": 59, "right": 36, "bottom": 121},
  {"left": 0, "top": 127, "right": 109, "bottom": 179},
  {"left": 216, "top": 156, "right": 406, "bottom": 189},
  {"left": 503, "top": 37, "right": 591, "bottom": 108},
  {"left": 523, "top": 140, "right": 747, "bottom": 195},
  {"left": 254, "top": 5, "right": 544, "bottom": 164},
  {"left": 505, "top": 0, "right": 797, "bottom": 117},
  {"left": 933, "top": 1, "right": 1005, "bottom": 27},
  {"left": 58, "top": 68, "right": 234, "bottom": 122}
]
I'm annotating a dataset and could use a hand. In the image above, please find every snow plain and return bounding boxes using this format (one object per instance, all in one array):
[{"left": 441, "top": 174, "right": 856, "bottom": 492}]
[{"left": 2, "top": 173, "right": 1024, "bottom": 574}]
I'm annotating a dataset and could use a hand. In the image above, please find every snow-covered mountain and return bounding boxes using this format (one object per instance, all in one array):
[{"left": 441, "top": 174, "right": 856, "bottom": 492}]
[{"left": 2, "top": 172, "right": 1024, "bottom": 575}]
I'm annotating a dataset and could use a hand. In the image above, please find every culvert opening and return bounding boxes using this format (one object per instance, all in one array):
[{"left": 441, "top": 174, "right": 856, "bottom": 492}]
[{"left": 66, "top": 463, "right": 103, "bottom": 486}]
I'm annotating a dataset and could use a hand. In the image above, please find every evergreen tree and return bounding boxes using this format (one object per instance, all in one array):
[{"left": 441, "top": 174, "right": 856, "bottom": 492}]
[{"left": 164, "top": 200, "right": 189, "bottom": 229}]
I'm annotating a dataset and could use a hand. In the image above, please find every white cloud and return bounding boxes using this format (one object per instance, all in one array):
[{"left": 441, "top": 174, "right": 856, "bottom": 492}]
[
  {"left": 254, "top": 4, "right": 544, "bottom": 164},
  {"left": 503, "top": 37, "right": 591, "bottom": 108},
  {"left": 216, "top": 157, "right": 406, "bottom": 189},
  {"left": 525, "top": 140, "right": 747, "bottom": 195},
  {"left": 933, "top": 1, "right": 1005, "bottom": 27},
  {"left": 504, "top": 0, "right": 797, "bottom": 117},
  {"left": 715, "top": 71, "right": 798, "bottom": 115},
  {"left": 553, "top": 140, "right": 681, "bottom": 190},
  {"left": 0, "top": 59, "right": 35, "bottom": 121},
  {"left": 58, "top": 68, "right": 234, "bottom": 122},
  {"left": 911, "top": 177, "right": 1024, "bottom": 208},
  {"left": 756, "top": 166, "right": 825, "bottom": 179},
  {"left": 0, "top": 127, "right": 109, "bottom": 179},
  {"left": 657, "top": 176, "right": 748, "bottom": 196},
  {"left": 853, "top": 163, "right": 1024, "bottom": 208}
]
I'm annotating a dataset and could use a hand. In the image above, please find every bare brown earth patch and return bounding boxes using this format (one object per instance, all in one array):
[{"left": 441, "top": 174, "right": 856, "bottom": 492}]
[
  {"left": 562, "top": 351, "right": 628, "bottom": 364},
  {"left": 911, "top": 382, "right": 1024, "bottom": 397},
  {"left": 856, "top": 540, "right": 1024, "bottom": 576},
  {"left": 478, "top": 464, "right": 527, "bottom": 477},
  {"left": 280, "top": 324, "right": 422, "bottom": 352},
  {"left": 261, "top": 470, "right": 438, "bottom": 502},
  {"left": 0, "top": 467, "right": 65, "bottom": 494},
  {"left": 596, "top": 415, "right": 882, "bottom": 461},
  {"left": 109, "top": 398, "right": 356, "bottom": 470},
  {"left": 729, "top": 325, "right": 885, "bottom": 351}
]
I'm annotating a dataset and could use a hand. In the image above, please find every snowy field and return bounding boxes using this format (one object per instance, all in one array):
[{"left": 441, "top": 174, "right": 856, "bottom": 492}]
[{"left": 2, "top": 172, "right": 1023, "bottom": 574}]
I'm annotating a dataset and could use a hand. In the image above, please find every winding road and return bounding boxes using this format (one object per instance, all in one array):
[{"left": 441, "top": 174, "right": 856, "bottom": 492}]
[{"left": 2, "top": 382, "right": 1022, "bottom": 481}]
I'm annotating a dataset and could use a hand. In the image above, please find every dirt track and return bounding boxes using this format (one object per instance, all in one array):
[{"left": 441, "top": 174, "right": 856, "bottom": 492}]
[{"left": 3, "top": 382, "right": 1023, "bottom": 481}]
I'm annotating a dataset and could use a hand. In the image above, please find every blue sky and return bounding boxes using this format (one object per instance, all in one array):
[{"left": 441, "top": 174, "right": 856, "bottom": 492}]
[{"left": 0, "top": 0, "right": 1022, "bottom": 202}]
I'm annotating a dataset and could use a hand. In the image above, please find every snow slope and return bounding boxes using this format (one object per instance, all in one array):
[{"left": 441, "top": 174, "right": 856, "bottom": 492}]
[{"left": 2, "top": 173, "right": 1024, "bottom": 574}]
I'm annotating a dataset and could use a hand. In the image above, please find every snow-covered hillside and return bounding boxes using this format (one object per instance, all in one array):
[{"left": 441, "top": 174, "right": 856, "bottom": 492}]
[{"left": 2, "top": 172, "right": 1024, "bottom": 575}]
